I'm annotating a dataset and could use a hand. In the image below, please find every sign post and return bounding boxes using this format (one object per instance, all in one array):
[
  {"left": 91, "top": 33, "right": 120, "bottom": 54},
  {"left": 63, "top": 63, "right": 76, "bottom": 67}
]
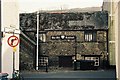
[
  {"left": 13, "top": 48, "right": 15, "bottom": 78},
  {"left": 7, "top": 35, "right": 19, "bottom": 78}
]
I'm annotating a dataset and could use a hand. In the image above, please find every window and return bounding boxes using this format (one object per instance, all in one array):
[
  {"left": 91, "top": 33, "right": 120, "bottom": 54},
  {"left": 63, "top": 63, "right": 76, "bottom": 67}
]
[
  {"left": 39, "top": 57, "right": 48, "bottom": 66},
  {"left": 40, "top": 34, "right": 46, "bottom": 42},
  {"left": 85, "top": 57, "right": 99, "bottom": 66},
  {"left": 84, "top": 31, "right": 96, "bottom": 42}
]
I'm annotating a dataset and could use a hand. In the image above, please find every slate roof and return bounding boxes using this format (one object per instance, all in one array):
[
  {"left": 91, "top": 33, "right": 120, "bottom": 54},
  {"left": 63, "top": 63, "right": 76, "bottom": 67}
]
[{"left": 20, "top": 11, "right": 108, "bottom": 31}]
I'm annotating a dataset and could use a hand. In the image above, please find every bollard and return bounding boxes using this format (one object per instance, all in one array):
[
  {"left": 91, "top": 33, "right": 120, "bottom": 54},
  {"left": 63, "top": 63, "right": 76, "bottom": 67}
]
[
  {"left": 46, "top": 63, "right": 48, "bottom": 72},
  {"left": 74, "top": 60, "right": 77, "bottom": 70}
]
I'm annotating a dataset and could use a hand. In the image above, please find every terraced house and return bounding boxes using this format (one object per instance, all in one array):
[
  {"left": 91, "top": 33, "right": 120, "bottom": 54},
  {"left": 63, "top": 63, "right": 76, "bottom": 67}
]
[{"left": 20, "top": 11, "right": 108, "bottom": 70}]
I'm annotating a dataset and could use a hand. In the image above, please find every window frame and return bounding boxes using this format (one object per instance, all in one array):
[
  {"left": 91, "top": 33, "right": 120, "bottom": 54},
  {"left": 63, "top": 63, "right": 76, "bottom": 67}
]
[
  {"left": 39, "top": 33, "right": 46, "bottom": 42},
  {"left": 84, "top": 31, "right": 97, "bottom": 42}
]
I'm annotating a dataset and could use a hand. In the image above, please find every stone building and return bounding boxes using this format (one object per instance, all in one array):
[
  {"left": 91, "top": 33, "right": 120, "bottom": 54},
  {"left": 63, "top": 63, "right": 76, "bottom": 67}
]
[{"left": 20, "top": 11, "right": 108, "bottom": 70}]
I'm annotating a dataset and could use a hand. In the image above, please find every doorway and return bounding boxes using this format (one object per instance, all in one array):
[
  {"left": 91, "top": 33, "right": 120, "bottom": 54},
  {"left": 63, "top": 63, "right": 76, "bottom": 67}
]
[{"left": 59, "top": 56, "right": 73, "bottom": 67}]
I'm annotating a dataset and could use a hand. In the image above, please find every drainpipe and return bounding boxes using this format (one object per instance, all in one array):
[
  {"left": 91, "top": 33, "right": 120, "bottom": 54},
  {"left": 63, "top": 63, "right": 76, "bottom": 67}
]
[{"left": 36, "top": 11, "right": 39, "bottom": 70}]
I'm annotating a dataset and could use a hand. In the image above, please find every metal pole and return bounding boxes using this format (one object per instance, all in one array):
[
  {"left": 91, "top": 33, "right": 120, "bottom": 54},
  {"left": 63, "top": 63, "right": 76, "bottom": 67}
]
[
  {"left": 12, "top": 33, "right": 15, "bottom": 78},
  {"left": 36, "top": 11, "right": 39, "bottom": 70},
  {"left": 75, "top": 36, "right": 77, "bottom": 60},
  {"left": 13, "top": 51, "right": 15, "bottom": 78},
  {"left": 74, "top": 36, "right": 77, "bottom": 70}
]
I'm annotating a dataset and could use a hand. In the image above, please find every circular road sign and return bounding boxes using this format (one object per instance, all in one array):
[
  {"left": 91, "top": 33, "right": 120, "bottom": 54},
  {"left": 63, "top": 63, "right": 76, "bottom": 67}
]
[{"left": 7, "top": 35, "right": 19, "bottom": 47}]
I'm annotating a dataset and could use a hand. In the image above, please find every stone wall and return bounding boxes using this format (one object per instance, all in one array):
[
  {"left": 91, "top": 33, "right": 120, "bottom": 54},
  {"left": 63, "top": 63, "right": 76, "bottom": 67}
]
[{"left": 40, "top": 31, "right": 107, "bottom": 57}]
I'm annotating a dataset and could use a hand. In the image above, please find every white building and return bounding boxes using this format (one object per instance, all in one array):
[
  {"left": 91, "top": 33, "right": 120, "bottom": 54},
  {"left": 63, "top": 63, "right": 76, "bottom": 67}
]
[
  {"left": 0, "top": 0, "right": 19, "bottom": 78},
  {"left": 103, "top": 0, "right": 120, "bottom": 79},
  {"left": 114, "top": 1, "right": 120, "bottom": 79}
]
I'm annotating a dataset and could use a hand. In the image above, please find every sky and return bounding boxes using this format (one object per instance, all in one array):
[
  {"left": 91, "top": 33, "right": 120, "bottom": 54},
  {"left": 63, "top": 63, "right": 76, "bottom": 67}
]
[{"left": 19, "top": 0, "right": 103, "bottom": 13}]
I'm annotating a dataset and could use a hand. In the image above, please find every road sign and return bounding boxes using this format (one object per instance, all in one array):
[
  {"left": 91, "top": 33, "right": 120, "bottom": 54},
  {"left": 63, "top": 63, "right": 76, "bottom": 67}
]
[{"left": 7, "top": 35, "right": 19, "bottom": 47}]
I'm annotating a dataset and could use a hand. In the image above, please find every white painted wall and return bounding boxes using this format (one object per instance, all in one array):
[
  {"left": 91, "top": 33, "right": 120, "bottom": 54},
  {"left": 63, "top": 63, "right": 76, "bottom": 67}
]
[
  {"left": 116, "top": 1, "right": 120, "bottom": 79},
  {"left": 1, "top": 0, "right": 19, "bottom": 78}
]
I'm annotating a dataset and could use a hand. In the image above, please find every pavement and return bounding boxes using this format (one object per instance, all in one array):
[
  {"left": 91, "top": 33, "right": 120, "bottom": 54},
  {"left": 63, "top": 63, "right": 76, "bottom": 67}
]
[{"left": 20, "top": 69, "right": 116, "bottom": 80}]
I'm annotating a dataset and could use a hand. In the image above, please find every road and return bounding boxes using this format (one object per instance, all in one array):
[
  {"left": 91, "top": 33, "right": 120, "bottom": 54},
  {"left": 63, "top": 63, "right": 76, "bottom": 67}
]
[{"left": 20, "top": 69, "right": 116, "bottom": 80}]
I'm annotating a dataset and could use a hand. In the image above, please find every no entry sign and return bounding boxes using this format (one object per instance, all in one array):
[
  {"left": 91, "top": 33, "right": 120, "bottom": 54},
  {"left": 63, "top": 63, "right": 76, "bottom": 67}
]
[{"left": 7, "top": 35, "right": 19, "bottom": 47}]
